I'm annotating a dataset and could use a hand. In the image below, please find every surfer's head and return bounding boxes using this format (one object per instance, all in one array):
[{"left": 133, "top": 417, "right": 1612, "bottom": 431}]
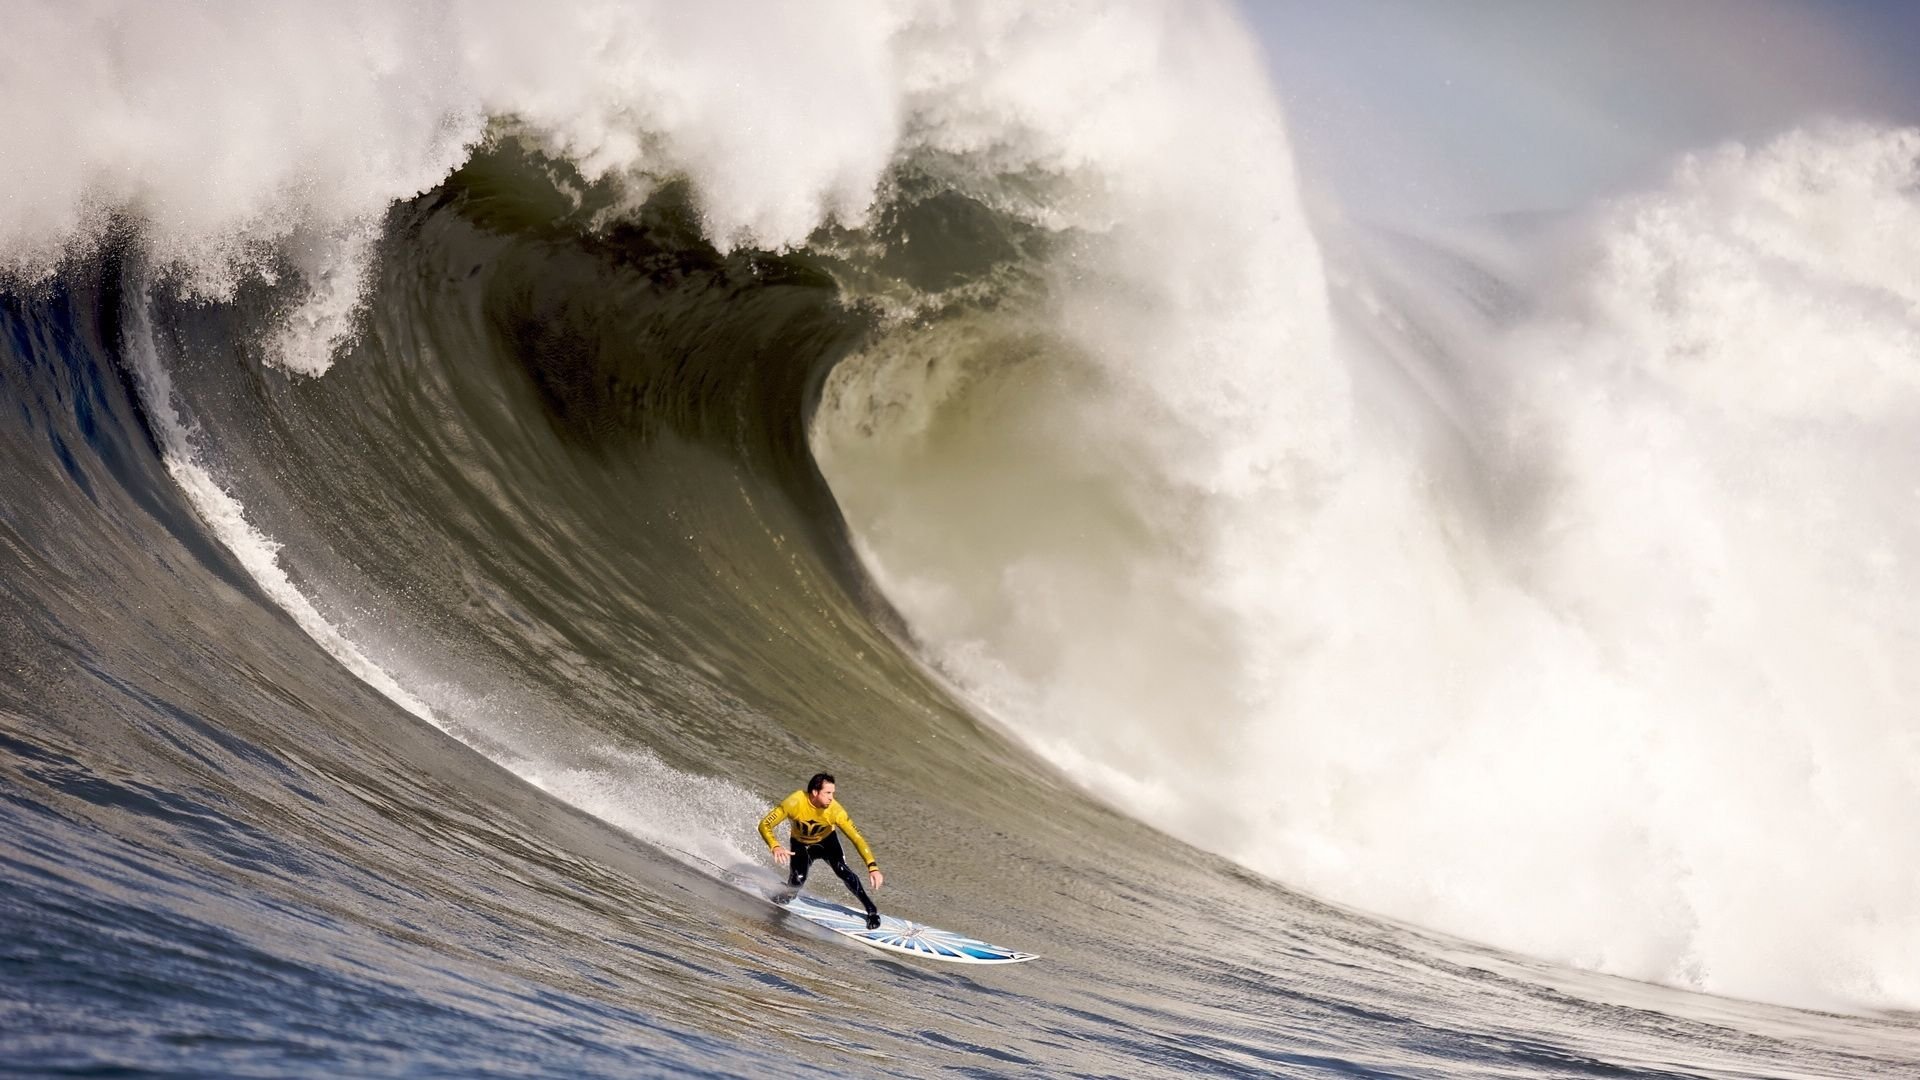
[{"left": 806, "top": 772, "right": 836, "bottom": 808}]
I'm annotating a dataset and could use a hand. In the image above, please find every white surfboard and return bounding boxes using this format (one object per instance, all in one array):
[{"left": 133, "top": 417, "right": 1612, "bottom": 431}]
[{"left": 777, "top": 892, "right": 1038, "bottom": 965}]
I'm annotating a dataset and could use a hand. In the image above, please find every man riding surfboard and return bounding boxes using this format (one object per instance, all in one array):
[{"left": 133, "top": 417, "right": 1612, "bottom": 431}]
[{"left": 759, "top": 773, "right": 885, "bottom": 929}]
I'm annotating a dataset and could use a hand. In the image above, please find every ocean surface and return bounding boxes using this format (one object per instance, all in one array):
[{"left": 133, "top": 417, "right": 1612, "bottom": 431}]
[{"left": 5, "top": 3, "right": 1920, "bottom": 1076}]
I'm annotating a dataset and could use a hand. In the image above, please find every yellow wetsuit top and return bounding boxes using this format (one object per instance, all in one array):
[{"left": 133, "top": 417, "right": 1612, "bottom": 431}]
[{"left": 757, "top": 791, "right": 879, "bottom": 870}]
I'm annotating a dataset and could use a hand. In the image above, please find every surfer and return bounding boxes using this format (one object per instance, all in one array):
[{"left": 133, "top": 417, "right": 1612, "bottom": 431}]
[{"left": 759, "top": 773, "right": 885, "bottom": 929}]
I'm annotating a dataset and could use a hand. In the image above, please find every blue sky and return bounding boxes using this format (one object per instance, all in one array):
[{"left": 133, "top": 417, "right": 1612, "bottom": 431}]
[{"left": 1241, "top": 0, "right": 1920, "bottom": 222}]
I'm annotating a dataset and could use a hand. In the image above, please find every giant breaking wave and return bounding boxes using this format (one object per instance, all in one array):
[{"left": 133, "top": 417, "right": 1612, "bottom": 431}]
[{"left": 6, "top": 7, "right": 1920, "bottom": 1073}]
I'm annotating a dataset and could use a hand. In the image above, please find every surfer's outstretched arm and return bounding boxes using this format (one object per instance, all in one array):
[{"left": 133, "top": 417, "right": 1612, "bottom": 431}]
[
  {"left": 757, "top": 802, "right": 791, "bottom": 865},
  {"left": 832, "top": 805, "right": 884, "bottom": 890}
]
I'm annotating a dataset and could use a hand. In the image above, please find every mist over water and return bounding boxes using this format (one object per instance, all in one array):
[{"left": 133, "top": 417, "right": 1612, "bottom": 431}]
[{"left": 7, "top": 2, "right": 1920, "bottom": 1073}]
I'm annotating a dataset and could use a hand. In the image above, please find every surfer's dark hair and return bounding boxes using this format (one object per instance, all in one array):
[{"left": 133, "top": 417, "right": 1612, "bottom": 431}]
[{"left": 807, "top": 772, "right": 835, "bottom": 793}]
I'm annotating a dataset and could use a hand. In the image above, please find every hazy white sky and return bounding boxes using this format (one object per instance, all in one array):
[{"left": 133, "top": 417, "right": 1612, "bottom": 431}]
[{"left": 1241, "top": 0, "right": 1920, "bottom": 222}]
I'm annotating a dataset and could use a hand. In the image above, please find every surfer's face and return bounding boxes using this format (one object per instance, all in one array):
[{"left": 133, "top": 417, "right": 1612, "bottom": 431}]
[{"left": 808, "top": 782, "right": 835, "bottom": 809}]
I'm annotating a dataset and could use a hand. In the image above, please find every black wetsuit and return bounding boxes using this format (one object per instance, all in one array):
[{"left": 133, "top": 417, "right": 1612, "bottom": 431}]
[{"left": 786, "top": 832, "right": 878, "bottom": 920}]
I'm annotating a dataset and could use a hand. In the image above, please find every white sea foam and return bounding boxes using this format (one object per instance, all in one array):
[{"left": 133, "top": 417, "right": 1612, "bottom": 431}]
[
  {"left": 2, "top": 0, "right": 912, "bottom": 370},
  {"left": 821, "top": 121, "right": 1920, "bottom": 1012}
]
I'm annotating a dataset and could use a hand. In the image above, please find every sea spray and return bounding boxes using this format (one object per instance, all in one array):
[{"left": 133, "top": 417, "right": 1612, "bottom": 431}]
[{"left": 818, "top": 122, "right": 1920, "bottom": 1011}]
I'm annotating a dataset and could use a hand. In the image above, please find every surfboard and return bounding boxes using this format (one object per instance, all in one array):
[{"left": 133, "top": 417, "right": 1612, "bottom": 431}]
[{"left": 777, "top": 892, "right": 1038, "bottom": 965}]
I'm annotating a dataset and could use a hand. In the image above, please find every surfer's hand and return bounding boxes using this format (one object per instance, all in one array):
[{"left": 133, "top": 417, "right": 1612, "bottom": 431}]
[
  {"left": 772, "top": 846, "right": 790, "bottom": 866},
  {"left": 869, "top": 868, "right": 885, "bottom": 890}
]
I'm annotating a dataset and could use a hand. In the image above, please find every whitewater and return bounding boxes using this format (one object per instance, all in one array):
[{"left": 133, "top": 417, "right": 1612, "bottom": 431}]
[{"left": 4, "top": 2, "right": 1919, "bottom": 1076}]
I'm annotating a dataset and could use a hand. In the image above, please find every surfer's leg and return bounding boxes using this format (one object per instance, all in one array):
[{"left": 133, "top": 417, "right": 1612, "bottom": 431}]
[
  {"left": 821, "top": 835, "right": 879, "bottom": 927},
  {"left": 786, "top": 843, "right": 815, "bottom": 889}
]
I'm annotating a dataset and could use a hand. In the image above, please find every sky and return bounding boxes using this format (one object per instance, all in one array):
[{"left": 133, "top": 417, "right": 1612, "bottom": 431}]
[{"left": 1241, "top": 0, "right": 1920, "bottom": 223}]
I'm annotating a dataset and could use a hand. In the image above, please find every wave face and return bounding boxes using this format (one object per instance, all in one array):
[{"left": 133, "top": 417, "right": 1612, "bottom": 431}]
[{"left": 5, "top": 3, "right": 1920, "bottom": 1076}]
